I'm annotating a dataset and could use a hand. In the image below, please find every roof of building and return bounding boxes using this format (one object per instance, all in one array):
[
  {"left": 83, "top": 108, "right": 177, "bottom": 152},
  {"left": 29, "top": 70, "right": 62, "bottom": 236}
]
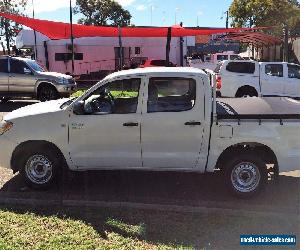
[{"left": 223, "top": 32, "right": 282, "bottom": 46}]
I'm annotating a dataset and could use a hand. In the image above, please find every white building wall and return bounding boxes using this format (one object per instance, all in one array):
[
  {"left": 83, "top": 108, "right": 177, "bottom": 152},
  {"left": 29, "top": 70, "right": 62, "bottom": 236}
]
[{"left": 17, "top": 30, "right": 187, "bottom": 76}]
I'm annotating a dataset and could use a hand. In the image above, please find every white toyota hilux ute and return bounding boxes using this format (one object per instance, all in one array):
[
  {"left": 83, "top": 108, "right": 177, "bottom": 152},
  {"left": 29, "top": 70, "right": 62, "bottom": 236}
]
[
  {"left": 0, "top": 67, "right": 300, "bottom": 198},
  {"left": 213, "top": 60, "right": 300, "bottom": 98}
]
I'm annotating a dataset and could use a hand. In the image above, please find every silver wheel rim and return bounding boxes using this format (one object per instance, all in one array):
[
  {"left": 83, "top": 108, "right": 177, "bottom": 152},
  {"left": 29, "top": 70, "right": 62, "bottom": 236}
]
[
  {"left": 231, "top": 162, "right": 261, "bottom": 193},
  {"left": 25, "top": 155, "right": 53, "bottom": 185}
]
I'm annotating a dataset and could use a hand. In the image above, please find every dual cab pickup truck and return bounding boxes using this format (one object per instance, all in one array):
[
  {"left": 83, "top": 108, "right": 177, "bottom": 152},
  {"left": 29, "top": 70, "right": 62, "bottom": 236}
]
[
  {"left": 214, "top": 60, "right": 300, "bottom": 98},
  {"left": 0, "top": 67, "right": 300, "bottom": 197},
  {"left": 0, "top": 56, "right": 76, "bottom": 102}
]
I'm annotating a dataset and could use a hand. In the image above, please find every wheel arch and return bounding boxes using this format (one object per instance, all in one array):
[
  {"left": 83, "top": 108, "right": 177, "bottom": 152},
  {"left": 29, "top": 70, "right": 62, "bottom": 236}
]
[
  {"left": 235, "top": 85, "right": 259, "bottom": 97},
  {"left": 11, "top": 140, "right": 67, "bottom": 173},
  {"left": 215, "top": 142, "right": 278, "bottom": 174},
  {"left": 36, "top": 81, "right": 57, "bottom": 96}
]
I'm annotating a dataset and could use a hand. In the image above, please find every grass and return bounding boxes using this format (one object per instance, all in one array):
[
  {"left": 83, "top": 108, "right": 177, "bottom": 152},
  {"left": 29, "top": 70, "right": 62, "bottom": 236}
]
[
  {"left": 0, "top": 208, "right": 185, "bottom": 250},
  {"left": 71, "top": 90, "right": 138, "bottom": 98},
  {"left": 71, "top": 90, "right": 85, "bottom": 98},
  {"left": 0, "top": 205, "right": 298, "bottom": 250}
]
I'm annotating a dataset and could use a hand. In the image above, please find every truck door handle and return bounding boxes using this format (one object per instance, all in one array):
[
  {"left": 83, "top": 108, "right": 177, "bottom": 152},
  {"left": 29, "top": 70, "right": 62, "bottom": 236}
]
[
  {"left": 123, "top": 122, "right": 139, "bottom": 127},
  {"left": 185, "top": 121, "right": 201, "bottom": 126}
]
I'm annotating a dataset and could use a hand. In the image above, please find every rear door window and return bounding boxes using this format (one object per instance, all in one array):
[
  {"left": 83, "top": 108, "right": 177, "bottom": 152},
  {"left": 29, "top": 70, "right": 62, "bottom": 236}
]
[
  {"left": 288, "top": 64, "right": 300, "bottom": 79},
  {"left": 0, "top": 59, "right": 8, "bottom": 73},
  {"left": 147, "top": 78, "right": 196, "bottom": 113},
  {"left": 226, "top": 62, "right": 255, "bottom": 74},
  {"left": 265, "top": 64, "right": 283, "bottom": 77}
]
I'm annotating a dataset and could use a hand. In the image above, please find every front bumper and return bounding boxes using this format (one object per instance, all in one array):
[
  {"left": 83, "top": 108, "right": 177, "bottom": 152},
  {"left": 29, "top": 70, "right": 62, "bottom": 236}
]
[
  {"left": 0, "top": 135, "right": 17, "bottom": 170},
  {"left": 55, "top": 82, "right": 77, "bottom": 94}
]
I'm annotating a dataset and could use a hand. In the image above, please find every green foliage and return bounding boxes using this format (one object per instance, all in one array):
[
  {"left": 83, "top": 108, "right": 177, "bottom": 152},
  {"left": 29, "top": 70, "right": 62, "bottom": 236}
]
[
  {"left": 229, "top": 0, "right": 300, "bottom": 37},
  {"left": 71, "top": 90, "right": 138, "bottom": 98},
  {"left": 71, "top": 89, "right": 85, "bottom": 98},
  {"left": 74, "top": 0, "right": 131, "bottom": 26},
  {"left": 0, "top": 0, "right": 27, "bottom": 53}
]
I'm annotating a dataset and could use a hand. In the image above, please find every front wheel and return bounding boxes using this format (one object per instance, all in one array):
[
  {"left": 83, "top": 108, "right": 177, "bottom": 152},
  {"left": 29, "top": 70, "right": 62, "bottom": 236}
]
[
  {"left": 38, "top": 86, "right": 59, "bottom": 102},
  {"left": 20, "top": 149, "right": 61, "bottom": 190},
  {"left": 0, "top": 97, "right": 10, "bottom": 103},
  {"left": 223, "top": 153, "right": 267, "bottom": 198}
]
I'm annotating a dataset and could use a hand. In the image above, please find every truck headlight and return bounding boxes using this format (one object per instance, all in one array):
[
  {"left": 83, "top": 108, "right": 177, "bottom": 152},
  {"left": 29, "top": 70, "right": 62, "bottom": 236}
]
[
  {"left": 57, "top": 78, "right": 68, "bottom": 84},
  {"left": 0, "top": 121, "right": 13, "bottom": 135}
]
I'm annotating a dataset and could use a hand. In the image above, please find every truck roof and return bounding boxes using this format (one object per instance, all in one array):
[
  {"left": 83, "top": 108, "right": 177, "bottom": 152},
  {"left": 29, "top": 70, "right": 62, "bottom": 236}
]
[
  {"left": 220, "top": 59, "right": 300, "bottom": 66},
  {"left": 105, "top": 67, "right": 207, "bottom": 79}
]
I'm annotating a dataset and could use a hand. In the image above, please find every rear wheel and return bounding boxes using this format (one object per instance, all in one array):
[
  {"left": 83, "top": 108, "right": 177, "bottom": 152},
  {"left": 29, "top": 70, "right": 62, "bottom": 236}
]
[
  {"left": 223, "top": 153, "right": 267, "bottom": 198},
  {"left": 38, "top": 85, "right": 59, "bottom": 102},
  {"left": 20, "top": 148, "right": 61, "bottom": 190}
]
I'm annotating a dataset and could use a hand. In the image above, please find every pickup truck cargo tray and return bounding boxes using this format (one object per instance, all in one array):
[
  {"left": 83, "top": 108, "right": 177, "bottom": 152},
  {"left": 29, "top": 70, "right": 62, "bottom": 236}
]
[{"left": 217, "top": 97, "right": 300, "bottom": 120}]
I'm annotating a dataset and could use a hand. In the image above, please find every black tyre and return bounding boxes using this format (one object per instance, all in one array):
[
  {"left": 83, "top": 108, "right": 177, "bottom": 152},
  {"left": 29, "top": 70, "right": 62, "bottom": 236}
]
[
  {"left": 20, "top": 148, "right": 61, "bottom": 190},
  {"left": 0, "top": 97, "right": 10, "bottom": 103},
  {"left": 223, "top": 153, "right": 267, "bottom": 198},
  {"left": 38, "top": 85, "right": 59, "bottom": 102}
]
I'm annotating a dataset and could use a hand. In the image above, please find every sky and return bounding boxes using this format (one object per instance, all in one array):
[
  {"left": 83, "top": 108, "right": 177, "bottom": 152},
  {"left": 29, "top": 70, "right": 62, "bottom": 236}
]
[{"left": 24, "top": 0, "right": 233, "bottom": 28}]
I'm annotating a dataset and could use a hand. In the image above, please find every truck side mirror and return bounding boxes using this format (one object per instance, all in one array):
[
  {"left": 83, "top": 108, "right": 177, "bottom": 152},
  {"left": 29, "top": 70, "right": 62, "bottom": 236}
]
[{"left": 73, "top": 101, "right": 85, "bottom": 115}]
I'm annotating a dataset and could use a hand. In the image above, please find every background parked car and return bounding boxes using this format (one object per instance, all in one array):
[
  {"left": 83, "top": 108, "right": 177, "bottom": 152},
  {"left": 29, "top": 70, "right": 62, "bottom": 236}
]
[
  {"left": 0, "top": 56, "right": 77, "bottom": 102},
  {"left": 139, "top": 59, "right": 176, "bottom": 68},
  {"left": 188, "top": 52, "right": 243, "bottom": 70},
  {"left": 213, "top": 60, "right": 300, "bottom": 98}
]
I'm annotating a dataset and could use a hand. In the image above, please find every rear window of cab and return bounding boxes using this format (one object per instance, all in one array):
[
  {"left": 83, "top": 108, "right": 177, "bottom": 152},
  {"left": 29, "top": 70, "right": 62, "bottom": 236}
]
[{"left": 225, "top": 62, "right": 255, "bottom": 74}]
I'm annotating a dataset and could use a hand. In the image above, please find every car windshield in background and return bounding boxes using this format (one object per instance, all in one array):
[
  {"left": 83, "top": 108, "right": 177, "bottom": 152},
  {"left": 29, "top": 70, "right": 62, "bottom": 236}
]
[
  {"left": 230, "top": 55, "right": 243, "bottom": 60},
  {"left": 217, "top": 55, "right": 228, "bottom": 61},
  {"left": 151, "top": 60, "right": 166, "bottom": 66},
  {"left": 26, "top": 60, "right": 46, "bottom": 72}
]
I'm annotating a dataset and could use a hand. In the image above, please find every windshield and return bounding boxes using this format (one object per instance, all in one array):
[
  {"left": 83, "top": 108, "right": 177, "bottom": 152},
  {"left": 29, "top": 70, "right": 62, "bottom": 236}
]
[
  {"left": 61, "top": 80, "right": 105, "bottom": 109},
  {"left": 26, "top": 60, "right": 46, "bottom": 72}
]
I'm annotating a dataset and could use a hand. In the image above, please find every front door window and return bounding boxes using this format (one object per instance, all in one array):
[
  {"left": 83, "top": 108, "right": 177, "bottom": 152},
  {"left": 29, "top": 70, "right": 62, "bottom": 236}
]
[{"left": 83, "top": 78, "right": 140, "bottom": 115}]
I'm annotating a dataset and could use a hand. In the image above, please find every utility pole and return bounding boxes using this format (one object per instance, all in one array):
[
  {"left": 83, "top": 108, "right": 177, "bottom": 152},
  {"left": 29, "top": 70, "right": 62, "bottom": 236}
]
[
  {"left": 32, "top": 0, "right": 38, "bottom": 59},
  {"left": 69, "top": 0, "right": 75, "bottom": 75},
  {"left": 283, "top": 24, "right": 289, "bottom": 62},
  {"left": 225, "top": 11, "right": 229, "bottom": 29},
  {"left": 3, "top": 0, "right": 10, "bottom": 55},
  {"left": 180, "top": 22, "right": 184, "bottom": 66},
  {"left": 166, "top": 27, "right": 172, "bottom": 65},
  {"left": 118, "top": 26, "right": 123, "bottom": 71}
]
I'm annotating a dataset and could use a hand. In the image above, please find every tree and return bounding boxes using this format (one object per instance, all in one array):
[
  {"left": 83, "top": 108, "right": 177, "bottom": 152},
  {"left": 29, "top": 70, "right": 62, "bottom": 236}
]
[
  {"left": 74, "top": 0, "right": 131, "bottom": 26},
  {"left": 229, "top": 0, "right": 300, "bottom": 36},
  {"left": 0, "top": 0, "right": 27, "bottom": 54}
]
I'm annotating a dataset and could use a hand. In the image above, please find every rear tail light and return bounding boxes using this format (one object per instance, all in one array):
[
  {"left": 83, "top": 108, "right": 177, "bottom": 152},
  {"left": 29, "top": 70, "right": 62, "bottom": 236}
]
[{"left": 216, "top": 76, "right": 222, "bottom": 90}]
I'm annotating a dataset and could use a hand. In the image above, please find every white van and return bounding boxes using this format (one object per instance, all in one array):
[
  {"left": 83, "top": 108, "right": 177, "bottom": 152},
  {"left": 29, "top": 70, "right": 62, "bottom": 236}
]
[
  {"left": 188, "top": 52, "right": 242, "bottom": 70},
  {"left": 214, "top": 60, "right": 300, "bottom": 98}
]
